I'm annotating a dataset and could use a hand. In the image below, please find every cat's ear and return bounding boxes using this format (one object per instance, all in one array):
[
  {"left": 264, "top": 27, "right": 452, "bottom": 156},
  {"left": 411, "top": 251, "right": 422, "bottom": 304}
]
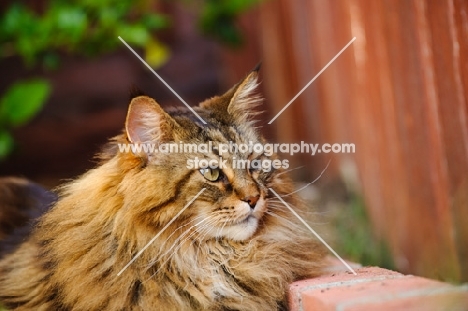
[
  {"left": 201, "top": 64, "right": 262, "bottom": 123},
  {"left": 125, "top": 96, "right": 176, "bottom": 145},
  {"left": 226, "top": 65, "right": 262, "bottom": 119}
]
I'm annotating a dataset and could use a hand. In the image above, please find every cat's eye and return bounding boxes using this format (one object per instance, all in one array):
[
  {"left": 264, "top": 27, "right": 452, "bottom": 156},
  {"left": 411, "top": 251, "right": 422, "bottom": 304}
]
[{"left": 199, "top": 167, "right": 221, "bottom": 182}]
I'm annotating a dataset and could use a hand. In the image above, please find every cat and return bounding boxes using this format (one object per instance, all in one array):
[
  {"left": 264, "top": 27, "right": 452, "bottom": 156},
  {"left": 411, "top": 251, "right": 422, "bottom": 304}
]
[{"left": 0, "top": 67, "right": 324, "bottom": 310}]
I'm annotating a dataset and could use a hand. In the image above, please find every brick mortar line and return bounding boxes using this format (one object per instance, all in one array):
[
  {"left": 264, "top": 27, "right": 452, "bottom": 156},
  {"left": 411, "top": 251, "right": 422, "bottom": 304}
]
[
  {"left": 336, "top": 284, "right": 468, "bottom": 311},
  {"left": 293, "top": 274, "right": 406, "bottom": 311}
]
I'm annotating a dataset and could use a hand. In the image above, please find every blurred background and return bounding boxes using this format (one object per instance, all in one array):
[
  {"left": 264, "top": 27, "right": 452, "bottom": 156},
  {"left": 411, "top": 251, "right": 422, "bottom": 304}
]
[{"left": 0, "top": 0, "right": 466, "bottom": 283}]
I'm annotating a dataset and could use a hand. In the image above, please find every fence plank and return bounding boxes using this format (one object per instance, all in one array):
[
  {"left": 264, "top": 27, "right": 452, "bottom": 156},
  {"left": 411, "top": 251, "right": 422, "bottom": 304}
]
[{"left": 229, "top": 0, "right": 468, "bottom": 281}]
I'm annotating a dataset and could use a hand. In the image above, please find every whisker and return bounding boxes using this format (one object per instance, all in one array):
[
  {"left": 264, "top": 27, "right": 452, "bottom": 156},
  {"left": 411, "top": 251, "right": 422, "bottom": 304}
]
[
  {"left": 215, "top": 212, "right": 235, "bottom": 240},
  {"left": 156, "top": 215, "right": 215, "bottom": 260},
  {"left": 190, "top": 211, "right": 239, "bottom": 263},
  {"left": 267, "top": 203, "right": 327, "bottom": 219},
  {"left": 275, "top": 165, "right": 305, "bottom": 177},
  {"left": 145, "top": 215, "right": 214, "bottom": 270},
  {"left": 280, "top": 159, "right": 331, "bottom": 198},
  {"left": 145, "top": 216, "right": 220, "bottom": 281},
  {"left": 265, "top": 211, "right": 300, "bottom": 228},
  {"left": 157, "top": 214, "right": 209, "bottom": 250}
]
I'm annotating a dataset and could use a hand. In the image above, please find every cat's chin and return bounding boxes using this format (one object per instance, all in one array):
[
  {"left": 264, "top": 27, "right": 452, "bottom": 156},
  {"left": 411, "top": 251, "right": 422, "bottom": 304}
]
[{"left": 221, "top": 215, "right": 259, "bottom": 241}]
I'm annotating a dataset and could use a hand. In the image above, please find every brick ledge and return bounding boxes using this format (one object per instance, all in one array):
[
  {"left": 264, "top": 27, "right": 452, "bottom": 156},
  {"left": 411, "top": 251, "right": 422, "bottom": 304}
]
[{"left": 289, "top": 259, "right": 468, "bottom": 311}]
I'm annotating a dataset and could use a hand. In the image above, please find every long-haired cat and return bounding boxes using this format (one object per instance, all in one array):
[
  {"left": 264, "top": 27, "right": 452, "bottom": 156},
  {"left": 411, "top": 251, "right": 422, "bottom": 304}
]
[{"left": 0, "top": 68, "right": 324, "bottom": 310}]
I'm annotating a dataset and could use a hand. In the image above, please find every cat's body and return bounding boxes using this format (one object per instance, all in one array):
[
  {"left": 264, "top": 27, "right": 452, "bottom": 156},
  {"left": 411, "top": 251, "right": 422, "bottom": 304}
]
[{"left": 0, "top": 69, "right": 324, "bottom": 310}]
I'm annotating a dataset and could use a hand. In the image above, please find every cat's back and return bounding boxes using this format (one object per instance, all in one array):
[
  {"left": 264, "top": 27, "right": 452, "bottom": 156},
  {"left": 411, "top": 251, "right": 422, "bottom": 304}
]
[{"left": 0, "top": 177, "right": 56, "bottom": 258}]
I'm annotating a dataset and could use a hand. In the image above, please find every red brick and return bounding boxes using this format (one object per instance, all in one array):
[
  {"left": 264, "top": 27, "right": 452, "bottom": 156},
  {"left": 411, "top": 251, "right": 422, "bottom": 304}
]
[
  {"left": 345, "top": 285, "right": 468, "bottom": 311},
  {"left": 289, "top": 266, "right": 401, "bottom": 310},
  {"left": 289, "top": 265, "right": 468, "bottom": 311}
]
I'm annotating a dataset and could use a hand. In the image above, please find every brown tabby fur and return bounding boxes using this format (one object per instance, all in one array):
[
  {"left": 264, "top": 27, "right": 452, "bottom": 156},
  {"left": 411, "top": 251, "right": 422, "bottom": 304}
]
[{"left": 0, "top": 69, "right": 324, "bottom": 310}]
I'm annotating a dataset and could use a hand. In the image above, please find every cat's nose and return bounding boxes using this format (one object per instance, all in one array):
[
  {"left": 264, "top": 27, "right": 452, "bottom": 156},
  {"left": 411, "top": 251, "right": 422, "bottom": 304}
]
[{"left": 243, "top": 195, "right": 260, "bottom": 209}]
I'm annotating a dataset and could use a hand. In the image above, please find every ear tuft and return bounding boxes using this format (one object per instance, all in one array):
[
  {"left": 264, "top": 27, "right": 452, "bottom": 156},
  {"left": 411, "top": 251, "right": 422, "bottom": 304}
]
[
  {"left": 129, "top": 85, "right": 147, "bottom": 101},
  {"left": 226, "top": 70, "right": 262, "bottom": 121},
  {"left": 252, "top": 61, "right": 262, "bottom": 73},
  {"left": 198, "top": 66, "right": 263, "bottom": 125}
]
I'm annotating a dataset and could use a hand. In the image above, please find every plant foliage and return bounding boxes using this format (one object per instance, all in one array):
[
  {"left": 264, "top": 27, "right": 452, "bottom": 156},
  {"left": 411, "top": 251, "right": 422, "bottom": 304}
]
[{"left": 0, "top": 0, "right": 261, "bottom": 160}]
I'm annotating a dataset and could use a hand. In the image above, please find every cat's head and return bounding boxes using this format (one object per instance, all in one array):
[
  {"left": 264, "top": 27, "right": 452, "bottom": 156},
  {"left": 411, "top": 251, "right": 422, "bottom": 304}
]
[{"left": 114, "top": 68, "right": 290, "bottom": 242}]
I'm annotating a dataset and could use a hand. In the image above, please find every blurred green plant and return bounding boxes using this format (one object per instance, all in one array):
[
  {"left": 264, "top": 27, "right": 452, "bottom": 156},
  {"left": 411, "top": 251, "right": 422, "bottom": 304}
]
[
  {"left": 334, "top": 193, "right": 395, "bottom": 270},
  {"left": 0, "top": 0, "right": 171, "bottom": 160},
  {"left": 0, "top": 0, "right": 170, "bottom": 68},
  {"left": 199, "top": 0, "right": 263, "bottom": 46},
  {"left": 0, "top": 79, "right": 51, "bottom": 159},
  {"left": 0, "top": 0, "right": 261, "bottom": 160}
]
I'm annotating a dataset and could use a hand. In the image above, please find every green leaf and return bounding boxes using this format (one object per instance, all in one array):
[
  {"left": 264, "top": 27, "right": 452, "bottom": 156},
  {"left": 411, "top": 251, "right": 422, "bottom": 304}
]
[
  {"left": 225, "top": 0, "right": 261, "bottom": 14},
  {"left": 116, "top": 25, "right": 148, "bottom": 46},
  {"left": 0, "top": 130, "right": 14, "bottom": 160},
  {"left": 2, "top": 3, "right": 31, "bottom": 36},
  {"left": 47, "top": 4, "right": 87, "bottom": 46},
  {"left": 16, "top": 36, "right": 36, "bottom": 65},
  {"left": 142, "top": 14, "right": 171, "bottom": 29},
  {"left": 0, "top": 79, "right": 51, "bottom": 127},
  {"left": 99, "top": 8, "right": 119, "bottom": 28},
  {"left": 55, "top": 7, "right": 87, "bottom": 33}
]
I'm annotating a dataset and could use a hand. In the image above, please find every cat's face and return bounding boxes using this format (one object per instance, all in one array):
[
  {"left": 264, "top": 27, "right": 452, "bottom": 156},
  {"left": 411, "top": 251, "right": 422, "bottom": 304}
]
[
  {"left": 180, "top": 137, "right": 269, "bottom": 241},
  {"left": 185, "top": 126, "right": 275, "bottom": 241},
  {"left": 120, "top": 69, "right": 287, "bottom": 241}
]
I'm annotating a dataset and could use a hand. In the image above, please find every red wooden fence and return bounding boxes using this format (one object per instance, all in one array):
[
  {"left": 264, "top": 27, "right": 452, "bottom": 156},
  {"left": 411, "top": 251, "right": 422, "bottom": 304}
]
[{"left": 223, "top": 0, "right": 468, "bottom": 281}]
